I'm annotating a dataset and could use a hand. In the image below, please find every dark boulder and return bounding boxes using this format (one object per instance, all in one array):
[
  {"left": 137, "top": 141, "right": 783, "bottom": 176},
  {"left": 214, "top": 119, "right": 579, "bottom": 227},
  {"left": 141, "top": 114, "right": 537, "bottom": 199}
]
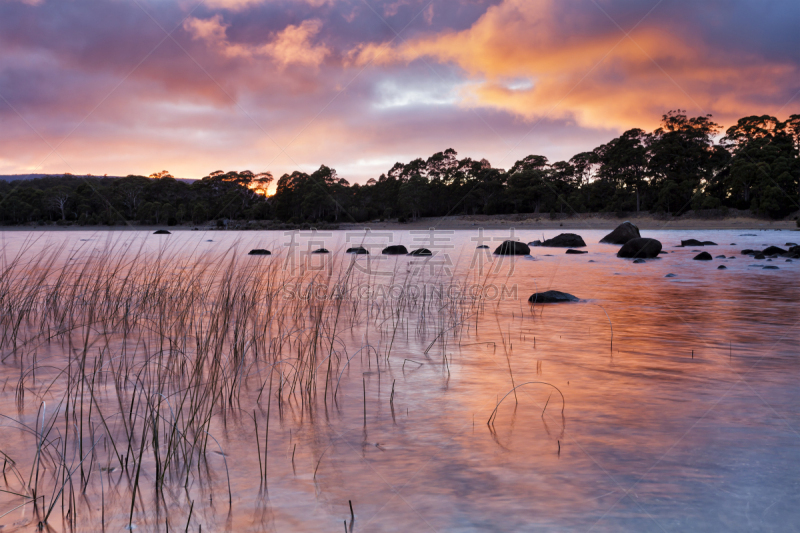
[
  {"left": 762, "top": 246, "right": 787, "bottom": 256},
  {"left": 693, "top": 252, "right": 713, "bottom": 260},
  {"left": 565, "top": 249, "right": 587, "bottom": 254},
  {"left": 311, "top": 248, "right": 329, "bottom": 254},
  {"left": 665, "top": 273, "right": 677, "bottom": 278},
  {"left": 540, "top": 233, "right": 586, "bottom": 247},
  {"left": 741, "top": 249, "right": 755, "bottom": 255},
  {"left": 408, "top": 248, "right": 432, "bottom": 256},
  {"left": 600, "top": 222, "right": 640, "bottom": 244},
  {"left": 248, "top": 249, "right": 271, "bottom": 255},
  {"left": 786, "top": 242, "right": 798, "bottom": 246},
  {"left": 528, "top": 290, "right": 579, "bottom": 304},
  {"left": 382, "top": 245, "right": 408, "bottom": 255},
  {"left": 346, "top": 247, "right": 369, "bottom": 254},
  {"left": 477, "top": 245, "right": 490, "bottom": 249},
  {"left": 633, "top": 258, "right": 646, "bottom": 264},
  {"left": 681, "top": 239, "right": 718, "bottom": 246},
  {"left": 717, "top": 265, "right": 727, "bottom": 270},
  {"left": 153, "top": 229, "right": 171, "bottom": 235},
  {"left": 617, "top": 238, "right": 662, "bottom": 258},
  {"left": 494, "top": 241, "right": 531, "bottom": 255},
  {"left": 715, "top": 255, "right": 726, "bottom": 259},
  {"left": 754, "top": 253, "right": 766, "bottom": 259},
  {"left": 763, "top": 266, "right": 779, "bottom": 270}
]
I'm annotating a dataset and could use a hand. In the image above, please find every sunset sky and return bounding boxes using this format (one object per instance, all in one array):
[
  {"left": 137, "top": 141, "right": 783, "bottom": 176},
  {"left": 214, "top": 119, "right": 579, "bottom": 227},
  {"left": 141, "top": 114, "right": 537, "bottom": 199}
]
[{"left": 1, "top": 0, "right": 798, "bottom": 184}]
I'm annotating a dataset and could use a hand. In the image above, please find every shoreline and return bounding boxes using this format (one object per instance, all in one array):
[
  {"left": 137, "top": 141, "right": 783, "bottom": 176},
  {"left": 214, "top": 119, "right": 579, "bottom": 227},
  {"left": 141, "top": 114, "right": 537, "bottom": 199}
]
[{"left": 1, "top": 212, "right": 797, "bottom": 232}]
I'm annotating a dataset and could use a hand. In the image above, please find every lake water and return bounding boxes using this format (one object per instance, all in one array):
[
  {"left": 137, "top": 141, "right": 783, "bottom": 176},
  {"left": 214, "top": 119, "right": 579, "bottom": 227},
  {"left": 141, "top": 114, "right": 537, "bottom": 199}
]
[{"left": 0, "top": 227, "right": 798, "bottom": 532}]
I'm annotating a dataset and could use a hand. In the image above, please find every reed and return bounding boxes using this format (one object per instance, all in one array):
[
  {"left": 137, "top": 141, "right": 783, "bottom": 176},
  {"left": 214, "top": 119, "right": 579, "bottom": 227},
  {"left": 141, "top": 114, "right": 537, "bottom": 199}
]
[{"left": 0, "top": 236, "right": 513, "bottom": 530}]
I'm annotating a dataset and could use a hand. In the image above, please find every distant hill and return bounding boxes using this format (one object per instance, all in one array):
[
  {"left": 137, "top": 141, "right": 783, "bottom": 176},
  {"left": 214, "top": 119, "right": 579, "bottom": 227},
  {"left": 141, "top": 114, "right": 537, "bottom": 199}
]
[
  {"left": 0, "top": 174, "right": 124, "bottom": 181},
  {"left": 0, "top": 174, "right": 195, "bottom": 184}
]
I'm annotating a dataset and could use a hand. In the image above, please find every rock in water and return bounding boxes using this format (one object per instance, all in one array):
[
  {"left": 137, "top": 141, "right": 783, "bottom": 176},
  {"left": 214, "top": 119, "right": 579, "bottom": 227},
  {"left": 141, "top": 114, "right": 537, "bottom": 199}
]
[
  {"left": 763, "top": 266, "right": 779, "bottom": 270},
  {"left": 382, "top": 245, "right": 408, "bottom": 255},
  {"left": 153, "top": 229, "right": 171, "bottom": 234},
  {"left": 717, "top": 265, "right": 727, "bottom": 269},
  {"left": 617, "top": 238, "right": 662, "bottom": 258},
  {"left": 311, "top": 248, "right": 329, "bottom": 254},
  {"left": 476, "top": 245, "right": 490, "bottom": 249},
  {"left": 715, "top": 255, "right": 726, "bottom": 259},
  {"left": 754, "top": 253, "right": 766, "bottom": 259},
  {"left": 565, "top": 249, "right": 588, "bottom": 254},
  {"left": 528, "top": 290, "right": 579, "bottom": 303},
  {"left": 540, "top": 233, "right": 586, "bottom": 247},
  {"left": 681, "top": 239, "right": 703, "bottom": 246},
  {"left": 600, "top": 221, "right": 640, "bottom": 244},
  {"left": 633, "top": 258, "right": 646, "bottom": 264},
  {"left": 762, "top": 246, "right": 787, "bottom": 256},
  {"left": 408, "top": 248, "right": 432, "bottom": 256},
  {"left": 346, "top": 247, "right": 369, "bottom": 254},
  {"left": 693, "top": 252, "right": 713, "bottom": 260},
  {"left": 494, "top": 241, "right": 531, "bottom": 255},
  {"left": 248, "top": 249, "right": 271, "bottom": 255},
  {"left": 665, "top": 273, "right": 677, "bottom": 278}
]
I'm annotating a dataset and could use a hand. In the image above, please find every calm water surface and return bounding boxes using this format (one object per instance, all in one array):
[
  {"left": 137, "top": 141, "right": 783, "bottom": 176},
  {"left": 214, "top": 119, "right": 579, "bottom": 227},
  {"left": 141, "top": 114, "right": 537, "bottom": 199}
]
[{"left": 0, "top": 228, "right": 798, "bottom": 532}]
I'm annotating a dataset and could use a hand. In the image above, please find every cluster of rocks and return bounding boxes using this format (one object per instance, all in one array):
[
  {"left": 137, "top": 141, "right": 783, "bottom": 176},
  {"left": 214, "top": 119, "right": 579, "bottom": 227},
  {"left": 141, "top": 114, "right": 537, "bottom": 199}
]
[
  {"left": 248, "top": 245, "right": 432, "bottom": 256},
  {"left": 597, "top": 221, "right": 663, "bottom": 259},
  {"left": 741, "top": 245, "right": 800, "bottom": 261}
]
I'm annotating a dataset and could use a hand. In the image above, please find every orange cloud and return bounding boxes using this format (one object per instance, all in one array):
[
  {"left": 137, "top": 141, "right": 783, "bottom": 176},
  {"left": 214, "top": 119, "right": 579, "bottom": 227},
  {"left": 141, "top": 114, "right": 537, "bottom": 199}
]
[
  {"left": 203, "top": 0, "right": 335, "bottom": 9},
  {"left": 184, "top": 16, "right": 330, "bottom": 69},
  {"left": 351, "top": 0, "right": 800, "bottom": 130}
]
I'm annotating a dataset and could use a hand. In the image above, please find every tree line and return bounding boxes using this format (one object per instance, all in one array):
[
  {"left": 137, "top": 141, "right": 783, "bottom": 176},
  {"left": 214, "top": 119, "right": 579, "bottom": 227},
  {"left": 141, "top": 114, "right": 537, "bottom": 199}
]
[{"left": 1, "top": 111, "right": 798, "bottom": 226}]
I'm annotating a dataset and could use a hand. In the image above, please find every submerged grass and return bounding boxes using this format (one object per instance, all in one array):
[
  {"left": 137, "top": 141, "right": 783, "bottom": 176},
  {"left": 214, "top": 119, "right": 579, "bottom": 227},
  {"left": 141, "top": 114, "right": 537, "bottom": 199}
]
[{"left": 0, "top": 237, "right": 503, "bottom": 530}]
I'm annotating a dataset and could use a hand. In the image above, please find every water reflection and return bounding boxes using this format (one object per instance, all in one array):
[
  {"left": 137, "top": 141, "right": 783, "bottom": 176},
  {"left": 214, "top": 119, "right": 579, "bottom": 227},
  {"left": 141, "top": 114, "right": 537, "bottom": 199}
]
[{"left": 0, "top": 228, "right": 798, "bottom": 532}]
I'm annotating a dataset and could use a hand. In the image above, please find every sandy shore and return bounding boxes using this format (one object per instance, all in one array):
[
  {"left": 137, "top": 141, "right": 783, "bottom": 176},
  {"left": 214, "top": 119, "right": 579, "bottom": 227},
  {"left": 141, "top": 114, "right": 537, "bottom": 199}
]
[{"left": 341, "top": 211, "right": 800, "bottom": 231}]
